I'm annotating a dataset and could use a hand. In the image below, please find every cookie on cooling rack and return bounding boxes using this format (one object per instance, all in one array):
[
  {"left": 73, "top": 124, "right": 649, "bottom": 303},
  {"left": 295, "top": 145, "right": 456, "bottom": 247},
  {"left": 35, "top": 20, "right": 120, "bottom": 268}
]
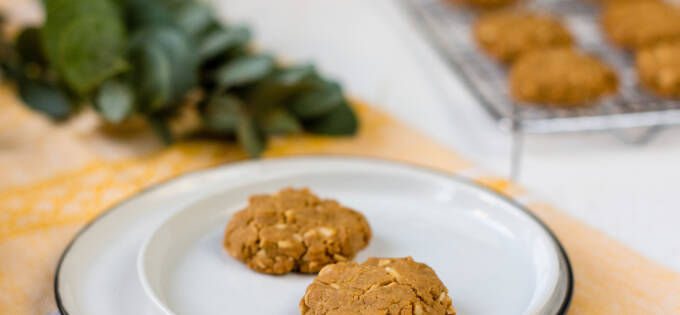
[
  {"left": 474, "top": 10, "right": 573, "bottom": 63},
  {"left": 509, "top": 48, "right": 618, "bottom": 107},
  {"left": 448, "top": 0, "right": 520, "bottom": 10},
  {"left": 601, "top": 0, "right": 680, "bottom": 50},
  {"left": 300, "top": 257, "right": 456, "bottom": 315},
  {"left": 636, "top": 41, "right": 680, "bottom": 97}
]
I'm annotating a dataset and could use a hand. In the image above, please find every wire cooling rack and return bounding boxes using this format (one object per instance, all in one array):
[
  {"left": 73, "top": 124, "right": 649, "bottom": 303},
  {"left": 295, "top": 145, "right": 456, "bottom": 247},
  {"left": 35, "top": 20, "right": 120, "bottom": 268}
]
[{"left": 399, "top": 0, "right": 680, "bottom": 134}]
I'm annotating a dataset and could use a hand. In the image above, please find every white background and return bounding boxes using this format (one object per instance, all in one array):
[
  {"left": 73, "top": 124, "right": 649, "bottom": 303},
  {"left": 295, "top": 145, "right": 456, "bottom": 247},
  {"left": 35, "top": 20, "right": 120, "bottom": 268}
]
[{"left": 215, "top": 0, "right": 680, "bottom": 271}]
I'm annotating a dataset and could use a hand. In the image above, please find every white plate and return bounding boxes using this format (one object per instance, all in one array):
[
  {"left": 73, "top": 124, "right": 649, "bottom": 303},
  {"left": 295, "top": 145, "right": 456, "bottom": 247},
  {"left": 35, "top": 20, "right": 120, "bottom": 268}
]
[{"left": 56, "top": 157, "right": 572, "bottom": 315}]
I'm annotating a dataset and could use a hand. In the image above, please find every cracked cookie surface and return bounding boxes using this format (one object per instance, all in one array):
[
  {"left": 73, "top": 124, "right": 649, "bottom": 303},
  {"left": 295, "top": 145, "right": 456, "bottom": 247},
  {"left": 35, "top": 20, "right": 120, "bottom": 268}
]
[
  {"left": 509, "top": 48, "right": 618, "bottom": 106},
  {"left": 300, "top": 257, "right": 455, "bottom": 315},
  {"left": 474, "top": 10, "right": 573, "bottom": 63},
  {"left": 223, "top": 188, "right": 371, "bottom": 274},
  {"left": 636, "top": 41, "right": 680, "bottom": 97}
]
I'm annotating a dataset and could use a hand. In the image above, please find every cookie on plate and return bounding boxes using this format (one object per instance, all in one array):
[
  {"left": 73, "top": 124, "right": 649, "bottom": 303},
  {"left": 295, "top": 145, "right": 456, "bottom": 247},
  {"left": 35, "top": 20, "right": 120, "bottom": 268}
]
[
  {"left": 300, "top": 257, "right": 455, "bottom": 315},
  {"left": 474, "top": 10, "right": 573, "bottom": 63},
  {"left": 448, "top": 0, "right": 520, "bottom": 10},
  {"left": 636, "top": 41, "right": 680, "bottom": 97},
  {"left": 223, "top": 188, "right": 371, "bottom": 274},
  {"left": 601, "top": 1, "right": 680, "bottom": 50},
  {"left": 509, "top": 48, "right": 618, "bottom": 106}
]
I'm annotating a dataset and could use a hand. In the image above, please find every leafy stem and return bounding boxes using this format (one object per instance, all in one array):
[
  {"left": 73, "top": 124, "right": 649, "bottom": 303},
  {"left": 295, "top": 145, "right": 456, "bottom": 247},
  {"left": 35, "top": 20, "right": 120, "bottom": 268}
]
[{"left": 0, "top": 0, "right": 358, "bottom": 157}]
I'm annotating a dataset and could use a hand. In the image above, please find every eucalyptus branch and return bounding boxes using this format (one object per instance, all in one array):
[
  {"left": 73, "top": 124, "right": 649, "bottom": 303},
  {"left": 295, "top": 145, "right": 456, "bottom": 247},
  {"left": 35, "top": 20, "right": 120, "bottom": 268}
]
[{"left": 0, "top": 0, "right": 358, "bottom": 156}]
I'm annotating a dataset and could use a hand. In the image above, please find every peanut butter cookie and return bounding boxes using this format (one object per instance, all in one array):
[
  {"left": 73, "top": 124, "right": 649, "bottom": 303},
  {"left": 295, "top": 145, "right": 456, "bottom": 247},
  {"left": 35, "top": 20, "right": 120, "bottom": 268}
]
[
  {"left": 223, "top": 188, "right": 371, "bottom": 274},
  {"left": 474, "top": 10, "right": 573, "bottom": 63},
  {"left": 593, "top": 0, "right": 656, "bottom": 5},
  {"left": 509, "top": 48, "right": 618, "bottom": 106},
  {"left": 300, "top": 257, "right": 455, "bottom": 315},
  {"left": 448, "top": 0, "right": 520, "bottom": 10},
  {"left": 601, "top": 1, "right": 680, "bottom": 50},
  {"left": 636, "top": 41, "right": 680, "bottom": 97}
]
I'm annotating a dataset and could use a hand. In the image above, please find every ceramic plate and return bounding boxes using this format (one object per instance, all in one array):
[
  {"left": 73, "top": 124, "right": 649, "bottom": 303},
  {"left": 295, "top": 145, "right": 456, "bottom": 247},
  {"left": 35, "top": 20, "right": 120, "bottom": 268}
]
[{"left": 55, "top": 157, "right": 572, "bottom": 315}]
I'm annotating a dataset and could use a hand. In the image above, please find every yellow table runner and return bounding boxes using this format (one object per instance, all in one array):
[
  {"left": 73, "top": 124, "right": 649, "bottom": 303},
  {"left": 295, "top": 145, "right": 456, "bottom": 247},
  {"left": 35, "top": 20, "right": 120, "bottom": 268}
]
[{"left": 1, "top": 85, "right": 679, "bottom": 314}]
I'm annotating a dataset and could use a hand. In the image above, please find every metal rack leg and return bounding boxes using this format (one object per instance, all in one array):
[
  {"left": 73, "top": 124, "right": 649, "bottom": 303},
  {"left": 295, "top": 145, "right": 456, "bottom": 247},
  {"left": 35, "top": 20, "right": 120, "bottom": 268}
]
[
  {"left": 509, "top": 106, "right": 524, "bottom": 181},
  {"left": 510, "top": 128, "right": 523, "bottom": 181}
]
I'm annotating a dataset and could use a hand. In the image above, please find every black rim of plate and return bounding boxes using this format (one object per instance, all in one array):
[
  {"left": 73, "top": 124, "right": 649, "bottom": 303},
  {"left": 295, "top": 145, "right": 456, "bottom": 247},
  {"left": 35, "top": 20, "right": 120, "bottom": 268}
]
[{"left": 54, "top": 155, "right": 573, "bottom": 315}]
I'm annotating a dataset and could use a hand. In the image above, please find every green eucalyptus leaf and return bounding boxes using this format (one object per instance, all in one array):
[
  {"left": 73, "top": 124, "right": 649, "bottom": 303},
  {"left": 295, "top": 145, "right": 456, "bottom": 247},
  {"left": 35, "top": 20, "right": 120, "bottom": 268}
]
[
  {"left": 289, "top": 80, "right": 344, "bottom": 119},
  {"left": 154, "top": 0, "right": 190, "bottom": 11},
  {"left": 175, "top": 2, "right": 214, "bottom": 37},
  {"left": 94, "top": 79, "right": 134, "bottom": 123},
  {"left": 118, "top": 0, "right": 174, "bottom": 29},
  {"left": 130, "top": 43, "right": 172, "bottom": 112},
  {"left": 130, "top": 26, "right": 197, "bottom": 101},
  {"left": 258, "top": 108, "right": 301, "bottom": 134},
  {"left": 1, "top": 36, "right": 23, "bottom": 81},
  {"left": 202, "top": 94, "right": 243, "bottom": 132},
  {"left": 42, "top": 0, "right": 119, "bottom": 74},
  {"left": 247, "top": 65, "right": 317, "bottom": 112},
  {"left": 215, "top": 54, "right": 274, "bottom": 88},
  {"left": 0, "top": 63, "right": 21, "bottom": 82},
  {"left": 147, "top": 115, "right": 174, "bottom": 144},
  {"left": 18, "top": 79, "right": 73, "bottom": 120},
  {"left": 57, "top": 17, "right": 129, "bottom": 94},
  {"left": 43, "top": 0, "right": 128, "bottom": 95},
  {"left": 198, "top": 26, "right": 251, "bottom": 61},
  {"left": 43, "top": 0, "right": 112, "bottom": 44},
  {"left": 16, "top": 27, "right": 46, "bottom": 66},
  {"left": 44, "top": 0, "right": 111, "bottom": 19},
  {"left": 236, "top": 112, "right": 266, "bottom": 157},
  {"left": 303, "top": 102, "right": 358, "bottom": 135},
  {"left": 246, "top": 64, "right": 318, "bottom": 110},
  {"left": 275, "top": 64, "right": 316, "bottom": 85}
]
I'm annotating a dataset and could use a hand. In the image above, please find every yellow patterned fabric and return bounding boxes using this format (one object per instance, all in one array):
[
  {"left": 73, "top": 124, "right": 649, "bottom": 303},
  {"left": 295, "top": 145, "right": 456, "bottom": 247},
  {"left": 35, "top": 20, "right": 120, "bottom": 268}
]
[{"left": 0, "top": 85, "right": 679, "bottom": 314}]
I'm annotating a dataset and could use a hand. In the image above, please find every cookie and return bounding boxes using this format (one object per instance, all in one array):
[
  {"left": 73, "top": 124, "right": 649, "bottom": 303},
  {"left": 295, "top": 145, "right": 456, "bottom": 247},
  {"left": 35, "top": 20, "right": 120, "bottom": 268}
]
[
  {"left": 509, "top": 48, "right": 618, "bottom": 106},
  {"left": 601, "top": 1, "right": 680, "bottom": 50},
  {"left": 448, "top": 0, "right": 520, "bottom": 10},
  {"left": 593, "top": 0, "right": 656, "bottom": 5},
  {"left": 223, "top": 188, "right": 371, "bottom": 274},
  {"left": 636, "top": 41, "right": 680, "bottom": 97},
  {"left": 300, "top": 257, "right": 456, "bottom": 315},
  {"left": 474, "top": 10, "right": 573, "bottom": 63}
]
